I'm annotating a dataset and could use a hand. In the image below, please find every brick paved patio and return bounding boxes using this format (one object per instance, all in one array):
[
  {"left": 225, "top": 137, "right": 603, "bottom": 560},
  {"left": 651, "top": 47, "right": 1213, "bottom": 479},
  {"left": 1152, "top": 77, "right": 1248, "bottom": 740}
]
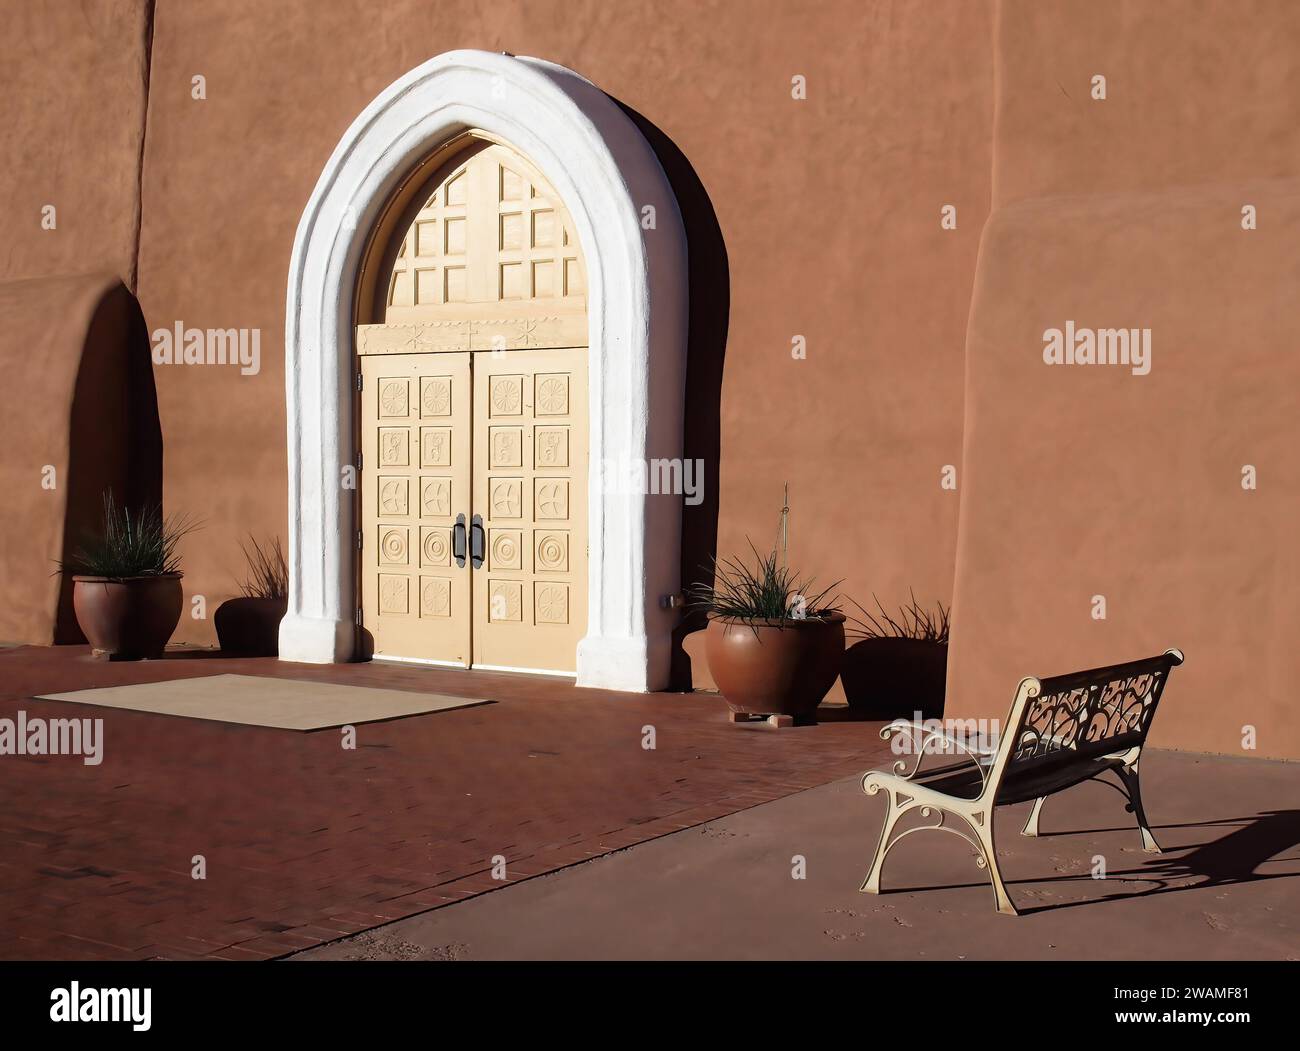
[{"left": 0, "top": 644, "right": 892, "bottom": 960}]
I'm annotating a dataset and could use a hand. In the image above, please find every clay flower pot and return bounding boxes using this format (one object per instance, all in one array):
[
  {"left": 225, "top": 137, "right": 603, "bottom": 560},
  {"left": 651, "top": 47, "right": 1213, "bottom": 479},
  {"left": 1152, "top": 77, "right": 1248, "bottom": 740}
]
[
  {"left": 215, "top": 595, "right": 288, "bottom": 656},
  {"left": 705, "top": 612, "right": 846, "bottom": 718},
  {"left": 72, "top": 573, "right": 183, "bottom": 660}
]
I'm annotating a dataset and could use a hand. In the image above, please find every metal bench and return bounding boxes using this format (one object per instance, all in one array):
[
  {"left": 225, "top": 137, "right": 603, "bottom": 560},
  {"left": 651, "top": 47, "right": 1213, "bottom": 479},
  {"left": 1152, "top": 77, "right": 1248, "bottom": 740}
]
[{"left": 859, "top": 648, "right": 1183, "bottom": 915}]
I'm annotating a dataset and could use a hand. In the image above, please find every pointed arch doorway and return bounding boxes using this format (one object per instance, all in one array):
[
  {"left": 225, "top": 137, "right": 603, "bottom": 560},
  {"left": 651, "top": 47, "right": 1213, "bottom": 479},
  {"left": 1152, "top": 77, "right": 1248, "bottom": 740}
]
[{"left": 279, "top": 51, "right": 688, "bottom": 691}]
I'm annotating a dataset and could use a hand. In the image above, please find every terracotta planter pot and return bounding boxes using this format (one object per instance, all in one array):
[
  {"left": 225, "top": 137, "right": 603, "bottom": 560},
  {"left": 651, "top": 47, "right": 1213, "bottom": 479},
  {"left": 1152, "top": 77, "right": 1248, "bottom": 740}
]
[
  {"left": 215, "top": 596, "right": 287, "bottom": 656},
  {"left": 705, "top": 612, "right": 846, "bottom": 718},
  {"left": 71, "top": 573, "right": 183, "bottom": 660}
]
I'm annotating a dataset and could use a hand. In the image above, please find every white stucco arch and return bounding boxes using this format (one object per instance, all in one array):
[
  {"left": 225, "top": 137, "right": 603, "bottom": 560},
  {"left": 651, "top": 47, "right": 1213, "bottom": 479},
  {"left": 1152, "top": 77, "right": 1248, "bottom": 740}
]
[{"left": 279, "top": 50, "right": 688, "bottom": 691}]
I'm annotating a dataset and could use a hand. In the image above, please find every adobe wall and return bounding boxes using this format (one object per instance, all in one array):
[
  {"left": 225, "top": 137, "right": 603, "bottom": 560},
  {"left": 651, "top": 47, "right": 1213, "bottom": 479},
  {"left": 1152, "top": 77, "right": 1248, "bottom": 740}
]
[
  {"left": 944, "top": 1, "right": 1300, "bottom": 758},
  {"left": 135, "top": 0, "right": 994, "bottom": 681},
  {"left": 0, "top": 0, "right": 150, "bottom": 285},
  {"left": 0, "top": 2, "right": 154, "bottom": 645}
]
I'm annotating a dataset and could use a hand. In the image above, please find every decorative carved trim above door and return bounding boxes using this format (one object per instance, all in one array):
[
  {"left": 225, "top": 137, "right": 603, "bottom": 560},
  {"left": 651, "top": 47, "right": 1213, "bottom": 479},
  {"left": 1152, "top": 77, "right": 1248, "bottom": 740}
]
[{"left": 356, "top": 315, "right": 586, "bottom": 355}]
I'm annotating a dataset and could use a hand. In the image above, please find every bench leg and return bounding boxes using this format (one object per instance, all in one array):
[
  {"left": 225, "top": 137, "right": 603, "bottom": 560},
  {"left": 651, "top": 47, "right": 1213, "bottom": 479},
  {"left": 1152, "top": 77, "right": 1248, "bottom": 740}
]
[
  {"left": 972, "top": 812, "right": 1018, "bottom": 916},
  {"left": 860, "top": 791, "right": 904, "bottom": 894},
  {"left": 1021, "top": 796, "right": 1047, "bottom": 837},
  {"left": 1117, "top": 762, "right": 1162, "bottom": 854}
]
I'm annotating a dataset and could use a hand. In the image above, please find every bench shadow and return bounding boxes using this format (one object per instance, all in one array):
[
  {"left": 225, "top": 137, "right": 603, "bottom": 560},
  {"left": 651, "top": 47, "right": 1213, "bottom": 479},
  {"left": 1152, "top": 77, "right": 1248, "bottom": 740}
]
[
  {"left": 899, "top": 806, "right": 1300, "bottom": 915},
  {"left": 916, "top": 809, "right": 1300, "bottom": 914}
]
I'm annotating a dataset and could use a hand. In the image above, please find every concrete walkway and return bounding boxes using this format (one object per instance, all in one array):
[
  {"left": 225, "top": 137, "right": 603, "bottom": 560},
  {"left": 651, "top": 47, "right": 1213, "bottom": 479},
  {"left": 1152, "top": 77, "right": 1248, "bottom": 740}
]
[{"left": 296, "top": 749, "right": 1300, "bottom": 960}]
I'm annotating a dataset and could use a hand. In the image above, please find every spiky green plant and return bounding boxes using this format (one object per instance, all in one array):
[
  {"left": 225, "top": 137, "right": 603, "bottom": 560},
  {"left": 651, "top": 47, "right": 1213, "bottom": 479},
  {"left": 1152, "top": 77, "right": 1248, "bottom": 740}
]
[
  {"left": 846, "top": 591, "right": 950, "bottom": 644},
  {"left": 237, "top": 534, "right": 289, "bottom": 600},
  {"left": 56, "top": 492, "right": 198, "bottom": 580},
  {"left": 687, "top": 487, "right": 839, "bottom": 625},
  {"left": 688, "top": 541, "right": 840, "bottom": 623}
]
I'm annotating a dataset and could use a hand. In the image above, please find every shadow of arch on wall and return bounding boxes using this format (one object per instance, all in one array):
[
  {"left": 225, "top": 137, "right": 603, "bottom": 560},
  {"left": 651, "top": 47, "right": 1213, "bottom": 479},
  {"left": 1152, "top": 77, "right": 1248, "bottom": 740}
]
[
  {"left": 0, "top": 274, "right": 161, "bottom": 645},
  {"left": 58, "top": 280, "right": 163, "bottom": 641}
]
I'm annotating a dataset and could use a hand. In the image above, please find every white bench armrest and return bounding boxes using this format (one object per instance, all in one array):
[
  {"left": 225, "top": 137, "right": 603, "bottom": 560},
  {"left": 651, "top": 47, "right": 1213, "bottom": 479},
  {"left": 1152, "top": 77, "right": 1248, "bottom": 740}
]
[{"left": 863, "top": 720, "right": 997, "bottom": 794}]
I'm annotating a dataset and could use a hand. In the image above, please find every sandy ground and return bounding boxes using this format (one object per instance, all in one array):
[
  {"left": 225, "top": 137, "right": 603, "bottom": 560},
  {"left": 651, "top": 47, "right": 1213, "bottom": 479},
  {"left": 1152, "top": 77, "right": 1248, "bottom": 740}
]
[{"left": 294, "top": 748, "right": 1300, "bottom": 960}]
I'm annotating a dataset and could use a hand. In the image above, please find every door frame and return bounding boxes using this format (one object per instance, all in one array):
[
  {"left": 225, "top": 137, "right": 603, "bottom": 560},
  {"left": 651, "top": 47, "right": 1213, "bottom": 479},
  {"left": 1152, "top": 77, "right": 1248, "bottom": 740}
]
[{"left": 279, "top": 50, "right": 688, "bottom": 692}]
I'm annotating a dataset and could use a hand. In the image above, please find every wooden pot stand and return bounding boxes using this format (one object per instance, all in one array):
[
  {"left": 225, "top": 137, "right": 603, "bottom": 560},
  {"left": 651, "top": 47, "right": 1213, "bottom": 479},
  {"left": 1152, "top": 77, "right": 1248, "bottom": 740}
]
[{"left": 727, "top": 710, "right": 814, "bottom": 728}]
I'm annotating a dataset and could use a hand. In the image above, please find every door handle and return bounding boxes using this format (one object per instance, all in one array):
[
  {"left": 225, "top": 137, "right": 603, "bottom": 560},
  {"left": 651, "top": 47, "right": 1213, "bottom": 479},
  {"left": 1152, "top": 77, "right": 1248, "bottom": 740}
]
[
  {"left": 470, "top": 514, "right": 485, "bottom": 569},
  {"left": 453, "top": 513, "right": 467, "bottom": 568}
]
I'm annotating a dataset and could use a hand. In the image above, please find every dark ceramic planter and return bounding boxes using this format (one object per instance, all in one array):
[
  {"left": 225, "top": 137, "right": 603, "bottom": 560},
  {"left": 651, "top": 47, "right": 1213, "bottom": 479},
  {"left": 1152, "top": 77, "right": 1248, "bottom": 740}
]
[
  {"left": 214, "top": 595, "right": 287, "bottom": 656},
  {"left": 840, "top": 636, "right": 948, "bottom": 718},
  {"left": 71, "top": 573, "right": 183, "bottom": 660},
  {"left": 705, "top": 612, "right": 846, "bottom": 718}
]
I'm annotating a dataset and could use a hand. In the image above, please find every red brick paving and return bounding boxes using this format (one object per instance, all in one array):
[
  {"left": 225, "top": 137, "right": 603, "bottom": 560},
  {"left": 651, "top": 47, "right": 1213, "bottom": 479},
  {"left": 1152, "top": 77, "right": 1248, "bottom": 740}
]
[{"left": 0, "top": 644, "right": 893, "bottom": 960}]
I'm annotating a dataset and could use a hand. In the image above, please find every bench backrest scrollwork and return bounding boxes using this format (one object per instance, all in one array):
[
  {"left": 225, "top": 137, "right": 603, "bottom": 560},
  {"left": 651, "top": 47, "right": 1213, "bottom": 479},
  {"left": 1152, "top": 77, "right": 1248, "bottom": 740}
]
[{"left": 982, "top": 648, "right": 1183, "bottom": 798}]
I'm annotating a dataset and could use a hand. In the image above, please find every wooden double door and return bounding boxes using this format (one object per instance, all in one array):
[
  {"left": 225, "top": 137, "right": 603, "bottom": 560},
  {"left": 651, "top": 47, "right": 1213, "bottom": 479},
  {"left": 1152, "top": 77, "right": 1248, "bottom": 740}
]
[{"left": 358, "top": 347, "right": 588, "bottom": 673}]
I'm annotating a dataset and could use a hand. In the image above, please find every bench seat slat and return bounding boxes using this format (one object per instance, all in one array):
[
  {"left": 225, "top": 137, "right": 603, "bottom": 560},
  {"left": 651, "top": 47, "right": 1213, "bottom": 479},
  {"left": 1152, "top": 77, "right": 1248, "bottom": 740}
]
[
  {"left": 907, "top": 754, "right": 1125, "bottom": 806},
  {"left": 996, "top": 755, "right": 1125, "bottom": 805}
]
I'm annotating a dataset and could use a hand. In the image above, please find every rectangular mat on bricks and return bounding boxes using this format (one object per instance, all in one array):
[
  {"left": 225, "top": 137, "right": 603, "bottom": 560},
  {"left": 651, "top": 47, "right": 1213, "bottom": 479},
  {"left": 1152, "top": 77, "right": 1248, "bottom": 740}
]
[{"left": 36, "top": 674, "right": 491, "bottom": 730}]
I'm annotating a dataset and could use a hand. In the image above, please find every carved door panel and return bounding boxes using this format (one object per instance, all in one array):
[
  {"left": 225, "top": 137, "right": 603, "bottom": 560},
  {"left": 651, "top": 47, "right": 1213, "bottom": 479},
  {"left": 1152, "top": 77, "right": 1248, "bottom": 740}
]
[
  {"left": 471, "top": 348, "right": 588, "bottom": 673},
  {"left": 359, "top": 352, "right": 472, "bottom": 664}
]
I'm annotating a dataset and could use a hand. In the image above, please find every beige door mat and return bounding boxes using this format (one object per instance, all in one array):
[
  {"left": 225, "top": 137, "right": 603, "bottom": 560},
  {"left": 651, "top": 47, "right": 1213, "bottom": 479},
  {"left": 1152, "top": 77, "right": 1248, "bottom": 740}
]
[{"left": 37, "top": 673, "right": 492, "bottom": 730}]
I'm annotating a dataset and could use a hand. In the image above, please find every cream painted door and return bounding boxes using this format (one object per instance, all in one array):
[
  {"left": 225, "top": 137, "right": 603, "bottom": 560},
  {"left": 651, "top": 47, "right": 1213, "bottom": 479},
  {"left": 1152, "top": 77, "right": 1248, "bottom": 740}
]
[
  {"left": 356, "top": 133, "right": 589, "bottom": 672},
  {"left": 473, "top": 348, "right": 588, "bottom": 673},
  {"left": 360, "top": 352, "right": 472, "bottom": 664}
]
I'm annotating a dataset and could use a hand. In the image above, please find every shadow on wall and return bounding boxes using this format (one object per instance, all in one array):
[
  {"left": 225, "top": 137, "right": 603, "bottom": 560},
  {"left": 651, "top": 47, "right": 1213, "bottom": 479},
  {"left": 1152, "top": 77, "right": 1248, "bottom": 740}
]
[
  {"left": 615, "top": 102, "right": 730, "bottom": 692},
  {"left": 55, "top": 282, "right": 163, "bottom": 642}
]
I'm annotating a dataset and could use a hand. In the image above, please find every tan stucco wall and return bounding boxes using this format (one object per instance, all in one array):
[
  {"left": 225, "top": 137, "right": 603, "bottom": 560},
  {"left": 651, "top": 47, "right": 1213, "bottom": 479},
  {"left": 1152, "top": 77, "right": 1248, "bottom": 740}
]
[
  {"left": 993, "top": 0, "right": 1300, "bottom": 206},
  {"left": 0, "top": 0, "right": 150, "bottom": 286},
  {"left": 944, "top": 1, "right": 1300, "bottom": 759},
  {"left": 135, "top": 0, "right": 993, "bottom": 678},
  {"left": 0, "top": 2, "right": 153, "bottom": 646}
]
